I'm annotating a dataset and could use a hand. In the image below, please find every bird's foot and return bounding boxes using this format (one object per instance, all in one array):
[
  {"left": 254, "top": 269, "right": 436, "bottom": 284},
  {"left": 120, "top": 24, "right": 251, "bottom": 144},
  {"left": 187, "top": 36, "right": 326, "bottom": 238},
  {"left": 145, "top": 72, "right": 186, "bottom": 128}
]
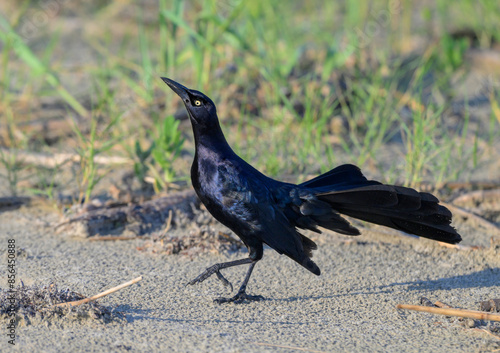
[
  {"left": 187, "top": 266, "right": 233, "bottom": 292},
  {"left": 214, "top": 291, "right": 265, "bottom": 304}
]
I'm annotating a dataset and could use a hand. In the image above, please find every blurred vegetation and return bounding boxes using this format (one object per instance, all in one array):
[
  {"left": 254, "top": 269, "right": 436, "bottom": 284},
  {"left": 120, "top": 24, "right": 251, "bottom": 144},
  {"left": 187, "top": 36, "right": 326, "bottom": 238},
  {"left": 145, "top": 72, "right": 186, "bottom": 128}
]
[{"left": 0, "top": 0, "right": 499, "bottom": 202}]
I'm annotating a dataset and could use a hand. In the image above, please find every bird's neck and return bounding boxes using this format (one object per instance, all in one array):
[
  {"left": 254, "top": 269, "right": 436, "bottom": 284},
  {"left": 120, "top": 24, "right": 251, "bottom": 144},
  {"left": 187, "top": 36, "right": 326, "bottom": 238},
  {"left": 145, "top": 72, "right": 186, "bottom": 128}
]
[{"left": 192, "top": 119, "right": 234, "bottom": 158}]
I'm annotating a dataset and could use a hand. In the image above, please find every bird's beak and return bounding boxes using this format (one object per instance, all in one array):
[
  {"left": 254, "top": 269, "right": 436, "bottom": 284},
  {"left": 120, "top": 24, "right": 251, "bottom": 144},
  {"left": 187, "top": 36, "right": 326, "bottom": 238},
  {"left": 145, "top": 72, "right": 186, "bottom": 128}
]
[{"left": 161, "top": 77, "right": 190, "bottom": 101}]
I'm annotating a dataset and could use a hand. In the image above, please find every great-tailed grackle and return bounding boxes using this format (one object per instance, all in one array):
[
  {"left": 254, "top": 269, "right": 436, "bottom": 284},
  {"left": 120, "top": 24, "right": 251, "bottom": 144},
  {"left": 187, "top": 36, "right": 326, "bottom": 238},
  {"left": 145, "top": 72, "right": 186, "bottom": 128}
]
[{"left": 161, "top": 77, "right": 461, "bottom": 304}]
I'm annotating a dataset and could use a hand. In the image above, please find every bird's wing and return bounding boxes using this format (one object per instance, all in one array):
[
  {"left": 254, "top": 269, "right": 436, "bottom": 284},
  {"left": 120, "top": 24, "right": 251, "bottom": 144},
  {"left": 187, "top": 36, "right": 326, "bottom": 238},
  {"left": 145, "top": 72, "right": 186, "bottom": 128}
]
[
  {"left": 272, "top": 185, "right": 361, "bottom": 236},
  {"left": 217, "top": 164, "right": 321, "bottom": 275}
]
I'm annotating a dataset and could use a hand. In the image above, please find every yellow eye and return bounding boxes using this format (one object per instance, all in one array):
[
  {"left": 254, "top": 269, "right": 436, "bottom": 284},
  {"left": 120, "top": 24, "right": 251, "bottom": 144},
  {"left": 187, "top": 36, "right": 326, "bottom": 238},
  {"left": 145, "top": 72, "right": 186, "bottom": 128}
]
[{"left": 194, "top": 100, "right": 201, "bottom": 106}]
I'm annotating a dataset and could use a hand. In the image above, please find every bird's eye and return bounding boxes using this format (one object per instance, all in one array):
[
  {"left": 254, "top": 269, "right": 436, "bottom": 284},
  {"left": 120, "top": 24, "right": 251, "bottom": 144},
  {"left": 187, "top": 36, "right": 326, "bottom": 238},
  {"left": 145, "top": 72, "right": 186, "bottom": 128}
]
[{"left": 194, "top": 100, "right": 202, "bottom": 106}]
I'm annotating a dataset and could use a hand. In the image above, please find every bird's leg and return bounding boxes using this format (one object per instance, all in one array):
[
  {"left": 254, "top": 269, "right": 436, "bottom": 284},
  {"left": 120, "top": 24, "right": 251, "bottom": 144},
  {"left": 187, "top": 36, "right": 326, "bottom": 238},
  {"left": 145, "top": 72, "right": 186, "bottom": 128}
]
[
  {"left": 187, "top": 258, "right": 253, "bottom": 292},
  {"left": 214, "top": 260, "right": 264, "bottom": 304}
]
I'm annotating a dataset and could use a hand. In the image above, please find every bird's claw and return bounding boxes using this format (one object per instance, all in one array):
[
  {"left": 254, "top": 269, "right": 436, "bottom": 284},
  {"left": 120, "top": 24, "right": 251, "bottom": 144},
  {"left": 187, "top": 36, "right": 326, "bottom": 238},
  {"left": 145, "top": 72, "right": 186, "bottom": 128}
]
[
  {"left": 214, "top": 292, "right": 265, "bottom": 304},
  {"left": 215, "top": 271, "right": 233, "bottom": 292}
]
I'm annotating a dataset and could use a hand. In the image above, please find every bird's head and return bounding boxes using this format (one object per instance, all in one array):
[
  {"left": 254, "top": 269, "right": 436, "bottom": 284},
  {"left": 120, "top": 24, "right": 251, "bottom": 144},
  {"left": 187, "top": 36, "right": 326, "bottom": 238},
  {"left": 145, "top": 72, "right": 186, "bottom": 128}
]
[{"left": 161, "top": 77, "right": 217, "bottom": 127}]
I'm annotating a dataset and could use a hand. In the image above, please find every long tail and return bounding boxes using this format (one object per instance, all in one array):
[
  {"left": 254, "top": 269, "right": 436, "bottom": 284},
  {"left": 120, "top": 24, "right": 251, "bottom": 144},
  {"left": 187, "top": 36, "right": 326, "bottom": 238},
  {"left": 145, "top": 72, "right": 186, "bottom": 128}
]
[{"left": 299, "top": 164, "right": 461, "bottom": 244}]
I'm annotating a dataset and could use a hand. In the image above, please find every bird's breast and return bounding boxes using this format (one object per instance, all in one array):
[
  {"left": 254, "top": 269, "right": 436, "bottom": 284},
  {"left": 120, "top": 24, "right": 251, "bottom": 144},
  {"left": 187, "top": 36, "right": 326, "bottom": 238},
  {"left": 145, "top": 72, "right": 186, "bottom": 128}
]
[{"left": 191, "top": 156, "right": 262, "bottom": 232}]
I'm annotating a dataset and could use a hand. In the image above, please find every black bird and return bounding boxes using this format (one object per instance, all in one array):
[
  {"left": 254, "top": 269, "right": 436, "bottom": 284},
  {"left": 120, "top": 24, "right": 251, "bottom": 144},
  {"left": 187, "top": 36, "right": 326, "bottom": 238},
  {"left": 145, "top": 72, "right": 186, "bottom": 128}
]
[{"left": 161, "top": 77, "right": 461, "bottom": 304}]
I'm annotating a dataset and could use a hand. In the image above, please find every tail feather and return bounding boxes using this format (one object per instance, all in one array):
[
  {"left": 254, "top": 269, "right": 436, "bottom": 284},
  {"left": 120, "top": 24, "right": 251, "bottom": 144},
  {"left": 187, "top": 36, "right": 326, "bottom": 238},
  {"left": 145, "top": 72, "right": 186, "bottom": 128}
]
[
  {"left": 300, "top": 164, "right": 380, "bottom": 191},
  {"left": 328, "top": 203, "right": 461, "bottom": 243},
  {"left": 294, "top": 208, "right": 361, "bottom": 236},
  {"left": 317, "top": 185, "right": 400, "bottom": 207},
  {"left": 301, "top": 164, "right": 462, "bottom": 244}
]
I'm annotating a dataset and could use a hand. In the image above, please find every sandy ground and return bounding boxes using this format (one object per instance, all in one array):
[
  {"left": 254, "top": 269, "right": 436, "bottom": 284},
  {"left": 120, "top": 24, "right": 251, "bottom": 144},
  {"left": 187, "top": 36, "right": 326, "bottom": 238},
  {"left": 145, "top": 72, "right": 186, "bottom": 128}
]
[{"left": 1, "top": 201, "right": 499, "bottom": 353}]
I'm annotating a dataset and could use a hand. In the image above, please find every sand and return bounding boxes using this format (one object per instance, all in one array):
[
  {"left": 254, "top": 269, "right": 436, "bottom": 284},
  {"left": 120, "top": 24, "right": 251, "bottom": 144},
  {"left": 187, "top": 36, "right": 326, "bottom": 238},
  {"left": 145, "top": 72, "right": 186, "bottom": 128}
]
[{"left": 1, "top": 201, "right": 499, "bottom": 353}]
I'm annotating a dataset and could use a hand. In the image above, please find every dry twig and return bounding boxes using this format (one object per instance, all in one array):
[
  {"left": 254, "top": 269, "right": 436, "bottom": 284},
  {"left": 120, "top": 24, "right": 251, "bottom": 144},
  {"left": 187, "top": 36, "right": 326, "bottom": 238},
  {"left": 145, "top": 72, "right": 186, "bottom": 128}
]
[
  {"left": 88, "top": 236, "right": 142, "bottom": 241},
  {"left": 441, "top": 202, "right": 500, "bottom": 236},
  {"left": 252, "top": 342, "right": 329, "bottom": 353},
  {"left": 396, "top": 304, "right": 500, "bottom": 322},
  {"left": 0, "top": 147, "right": 130, "bottom": 168},
  {"left": 452, "top": 189, "right": 500, "bottom": 205},
  {"left": 159, "top": 209, "right": 173, "bottom": 239},
  {"left": 473, "top": 328, "right": 500, "bottom": 341},
  {"left": 437, "top": 242, "right": 483, "bottom": 250},
  {"left": 54, "top": 276, "right": 142, "bottom": 307}
]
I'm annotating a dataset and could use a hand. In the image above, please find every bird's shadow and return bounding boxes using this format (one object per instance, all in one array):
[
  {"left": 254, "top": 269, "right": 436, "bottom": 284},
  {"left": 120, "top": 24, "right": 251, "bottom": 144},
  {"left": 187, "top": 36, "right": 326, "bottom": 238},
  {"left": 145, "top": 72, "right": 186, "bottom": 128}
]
[
  {"left": 274, "top": 268, "right": 499, "bottom": 302},
  {"left": 377, "top": 267, "right": 499, "bottom": 292},
  {"left": 113, "top": 268, "right": 499, "bottom": 320}
]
